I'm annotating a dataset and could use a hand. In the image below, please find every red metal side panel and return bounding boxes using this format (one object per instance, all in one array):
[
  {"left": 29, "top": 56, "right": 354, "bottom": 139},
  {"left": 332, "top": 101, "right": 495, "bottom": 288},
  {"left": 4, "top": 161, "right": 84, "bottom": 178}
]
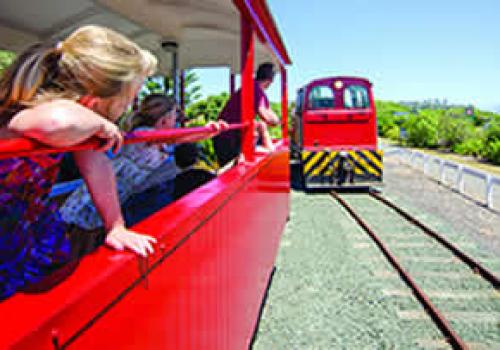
[
  {"left": 241, "top": 13, "right": 255, "bottom": 162},
  {"left": 281, "top": 66, "right": 289, "bottom": 144},
  {"left": 0, "top": 146, "right": 289, "bottom": 350}
]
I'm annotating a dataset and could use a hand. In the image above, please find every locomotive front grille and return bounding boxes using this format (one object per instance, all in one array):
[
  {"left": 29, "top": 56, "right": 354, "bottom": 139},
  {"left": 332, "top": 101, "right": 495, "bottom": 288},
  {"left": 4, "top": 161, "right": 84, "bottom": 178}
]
[{"left": 301, "top": 149, "right": 383, "bottom": 187}]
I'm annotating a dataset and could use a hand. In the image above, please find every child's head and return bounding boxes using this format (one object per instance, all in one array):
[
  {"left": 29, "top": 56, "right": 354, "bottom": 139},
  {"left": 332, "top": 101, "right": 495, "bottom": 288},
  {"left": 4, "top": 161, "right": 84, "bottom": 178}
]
[
  {"left": 132, "top": 94, "right": 177, "bottom": 130},
  {"left": 0, "top": 25, "right": 157, "bottom": 122},
  {"left": 174, "top": 143, "right": 199, "bottom": 169}
]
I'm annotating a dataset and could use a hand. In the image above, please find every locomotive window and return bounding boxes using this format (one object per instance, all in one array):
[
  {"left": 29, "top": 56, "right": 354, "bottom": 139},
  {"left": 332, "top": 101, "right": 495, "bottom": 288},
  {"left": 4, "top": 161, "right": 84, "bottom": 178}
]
[
  {"left": 308, "top": 86, "right": 334, "bottom": 109},
  {"left": 344, "top": 85, "right": 370, "bottom": 109}
]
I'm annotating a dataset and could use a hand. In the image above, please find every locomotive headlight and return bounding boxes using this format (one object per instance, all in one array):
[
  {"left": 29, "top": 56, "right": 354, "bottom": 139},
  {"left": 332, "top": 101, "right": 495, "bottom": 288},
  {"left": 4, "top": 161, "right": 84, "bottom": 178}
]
[{"left": 334, "top": 80, "right": 343, "bottom": 90}]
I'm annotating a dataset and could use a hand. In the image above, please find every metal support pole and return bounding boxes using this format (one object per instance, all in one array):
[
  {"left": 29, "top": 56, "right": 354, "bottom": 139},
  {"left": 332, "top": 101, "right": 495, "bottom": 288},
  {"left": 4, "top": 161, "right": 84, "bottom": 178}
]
[
  {"left": 180, "top": 70, "right": 185, "bottom": 110},
  {"left": 230, "top": 73, "right": 236, "bottom": 95},
  {"left": 240, "top": 14, "right": 255, "bottom": 162},
  {"left": 161, "top": 41, "right": 179, "bottom": 101},
  {"left": 280, "top": 65, "right": 288, "bottom": 144},
  {"left": 172, "top": 50, "right": 179, "bottom": 103}
]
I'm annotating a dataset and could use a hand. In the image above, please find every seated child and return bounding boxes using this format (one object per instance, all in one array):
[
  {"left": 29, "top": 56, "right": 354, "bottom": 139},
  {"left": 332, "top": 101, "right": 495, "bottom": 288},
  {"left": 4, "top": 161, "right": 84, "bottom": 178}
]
[
  {"left": 121, "top": 144, "right": 217, "bottom": 225},
  {"left": 173, "top": 143, "right": 216, "bottom": 200},
  {"left": 60, "top": 94, "right": 178, "bottom": 230}
]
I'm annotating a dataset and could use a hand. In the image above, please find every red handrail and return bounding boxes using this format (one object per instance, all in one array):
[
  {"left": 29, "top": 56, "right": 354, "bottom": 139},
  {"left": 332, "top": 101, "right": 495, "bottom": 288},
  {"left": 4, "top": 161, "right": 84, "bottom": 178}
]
[{"left": 0, "top": 123, "right": 247, "bottom": 160}]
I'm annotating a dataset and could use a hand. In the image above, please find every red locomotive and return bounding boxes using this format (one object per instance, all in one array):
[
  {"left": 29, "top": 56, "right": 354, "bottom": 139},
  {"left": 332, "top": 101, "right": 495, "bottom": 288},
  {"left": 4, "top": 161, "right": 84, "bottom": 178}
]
[{"left": 291, "top": 76, "right": 383, "bottom": 188}]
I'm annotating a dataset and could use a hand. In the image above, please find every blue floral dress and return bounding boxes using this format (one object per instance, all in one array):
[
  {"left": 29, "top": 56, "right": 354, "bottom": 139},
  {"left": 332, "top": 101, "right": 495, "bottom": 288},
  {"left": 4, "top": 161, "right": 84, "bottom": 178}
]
[
  {"left": 59, "top": 127, "right": 177, "bottom": 230},
  {"left": 0, "top": 154, "right": 71, "bottom": 300}
]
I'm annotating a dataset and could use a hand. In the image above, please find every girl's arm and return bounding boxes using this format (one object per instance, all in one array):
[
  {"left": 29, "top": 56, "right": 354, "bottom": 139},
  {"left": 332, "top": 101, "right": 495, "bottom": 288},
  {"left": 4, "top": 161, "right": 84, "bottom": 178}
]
[
  {"left": 8, "top": 99, "right": 121, "bottom": 149},
  {"left": 179, "top": 120, "right": 229, "bottom": 143},
  {"left": 74, "top": 149, "right": 156, "bottom": 257}
]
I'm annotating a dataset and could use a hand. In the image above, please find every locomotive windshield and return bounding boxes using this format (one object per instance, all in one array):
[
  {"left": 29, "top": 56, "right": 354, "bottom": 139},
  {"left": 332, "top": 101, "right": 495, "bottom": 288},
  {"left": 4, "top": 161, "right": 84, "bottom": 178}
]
[
  {"left": 344, "top": 84, "right": 370, "bottom": 109},
  {"left": 308, "top": 85, "right": 335, "bottom": 109}
]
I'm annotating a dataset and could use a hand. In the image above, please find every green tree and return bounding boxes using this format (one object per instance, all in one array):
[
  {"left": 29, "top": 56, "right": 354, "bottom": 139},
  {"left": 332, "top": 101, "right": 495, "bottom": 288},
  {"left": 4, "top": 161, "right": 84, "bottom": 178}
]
[
  {"left": 185, "top": 93, "right": 230, "bottom": 163},
  {"left": 0, "top": 50, "right": 16, "bottom": 77},
  {"left": 137, "top": 69, "right": 201, "bottom": 107},
  {"left": 183, "top": 69, "right": 202, "bottom": 107},
  {"left": 185, "top": 92, "right": 229, "bottom": 125}
]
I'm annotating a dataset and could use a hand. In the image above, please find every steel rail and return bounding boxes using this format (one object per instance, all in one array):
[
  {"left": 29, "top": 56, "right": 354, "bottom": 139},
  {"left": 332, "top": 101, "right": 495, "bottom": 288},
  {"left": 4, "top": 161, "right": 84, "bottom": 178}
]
[
  {"left": 369, "top": 191, "right": 500, "bottom": 289},
  {"left": 330, "top": 191, "right": 468, "bottom": 350}
]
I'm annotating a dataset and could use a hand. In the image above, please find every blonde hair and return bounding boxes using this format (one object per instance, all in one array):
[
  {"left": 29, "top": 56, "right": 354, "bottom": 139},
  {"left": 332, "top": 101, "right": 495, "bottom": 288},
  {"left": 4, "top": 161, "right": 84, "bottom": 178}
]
[{"left": 0, "top": 25, "right": 157, "bottom": 123}]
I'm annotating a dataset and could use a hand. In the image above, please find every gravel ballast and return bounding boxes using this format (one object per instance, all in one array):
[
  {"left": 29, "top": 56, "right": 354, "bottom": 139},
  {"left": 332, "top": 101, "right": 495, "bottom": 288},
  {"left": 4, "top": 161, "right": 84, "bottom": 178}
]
[{"left": 252, "top": 156, "right": 500, "bottom": 349}]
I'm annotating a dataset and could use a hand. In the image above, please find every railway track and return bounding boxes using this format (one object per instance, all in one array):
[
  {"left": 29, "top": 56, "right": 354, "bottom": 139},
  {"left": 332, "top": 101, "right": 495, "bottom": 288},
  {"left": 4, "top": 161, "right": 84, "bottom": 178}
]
[{"left": 331, "top": 191, "right": 500, "bottom": 350}]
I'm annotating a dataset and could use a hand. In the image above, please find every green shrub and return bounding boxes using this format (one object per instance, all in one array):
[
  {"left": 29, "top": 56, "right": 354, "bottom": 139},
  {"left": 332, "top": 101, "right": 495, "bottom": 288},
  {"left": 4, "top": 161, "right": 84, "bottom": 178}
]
[
  {"left": 452, "top": 138, "right": 484, "bottom": 157},
  {"left": 403, "top": 113, "right": 439, "bottom": 148},
  {"left": 484, "top": 140, "right": 500, "bottom": 165},
  {"left": 385, "top": 125, "right": 400, "bottom": 141},
  {"left": 375, "top": 100, "right": 410, "bottom": 137},
  {"left": 485, "top": 120, "right": 500, "bottom": 143},
  {"left": 482, "top": 120, "right": 500, "bottom": 164},
  {"left": 377, "top": 114, "right": 396, "bottom": 136},
  {"left": 374, "top": 100, "right": 500, "bottom": 165},
  {"left": 437, "top": 114, "right": 476, "bottom": 149}
]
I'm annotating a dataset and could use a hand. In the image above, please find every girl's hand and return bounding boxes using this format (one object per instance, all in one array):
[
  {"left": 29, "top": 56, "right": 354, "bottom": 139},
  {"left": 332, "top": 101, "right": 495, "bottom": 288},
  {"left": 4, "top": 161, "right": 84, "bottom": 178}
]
[
  {"left": 105, "top": 225, "right": 157, "bottom": 257},
  {"left": 216, "top": 120, "right": 229, "bottom": 131},
  {"left": 206, "top": 120, "right": 229, "bottom": 132},
  {"left": 95, "top": 120, "right": 124, "bottom": 154}
]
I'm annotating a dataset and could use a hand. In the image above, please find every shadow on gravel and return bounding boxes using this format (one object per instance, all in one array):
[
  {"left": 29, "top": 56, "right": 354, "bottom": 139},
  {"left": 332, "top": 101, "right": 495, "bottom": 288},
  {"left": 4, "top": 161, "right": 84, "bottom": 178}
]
[
  {"left": 290, "top": 162, "right": 304, "bottom": 191},
  {"left": 249, "top": 267, "right": 277, "bottom": 350}
]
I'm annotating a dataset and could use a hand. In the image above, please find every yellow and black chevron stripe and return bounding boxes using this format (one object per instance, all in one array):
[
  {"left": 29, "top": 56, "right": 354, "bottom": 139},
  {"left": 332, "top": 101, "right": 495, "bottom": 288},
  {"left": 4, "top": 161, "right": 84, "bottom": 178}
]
[
  {"left": 193, "top": 158, "right": 218, "bottom": 173},
  {"left": 301, "top": 149, "right": 383, "bottom": 183}
]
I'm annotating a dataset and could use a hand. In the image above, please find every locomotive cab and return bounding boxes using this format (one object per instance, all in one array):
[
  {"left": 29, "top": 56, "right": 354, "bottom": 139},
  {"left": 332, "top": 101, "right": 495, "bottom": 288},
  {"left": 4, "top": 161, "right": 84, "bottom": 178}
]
[{"left": 291, "top": 76, "right": 383, "bottom": 189}]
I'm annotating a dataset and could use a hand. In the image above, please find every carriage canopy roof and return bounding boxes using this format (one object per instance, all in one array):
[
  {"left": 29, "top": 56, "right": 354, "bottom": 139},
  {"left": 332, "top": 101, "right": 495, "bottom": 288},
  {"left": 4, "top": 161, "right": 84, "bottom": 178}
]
[{"left": 0, "top": 0, "right": 291, "bottom": 74}]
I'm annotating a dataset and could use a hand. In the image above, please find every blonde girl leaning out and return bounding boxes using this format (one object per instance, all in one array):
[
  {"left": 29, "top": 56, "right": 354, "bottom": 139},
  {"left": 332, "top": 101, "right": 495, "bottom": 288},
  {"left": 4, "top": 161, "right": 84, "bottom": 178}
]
[{"left": 0, "top": 25, "right": 157, "bottom": 300}]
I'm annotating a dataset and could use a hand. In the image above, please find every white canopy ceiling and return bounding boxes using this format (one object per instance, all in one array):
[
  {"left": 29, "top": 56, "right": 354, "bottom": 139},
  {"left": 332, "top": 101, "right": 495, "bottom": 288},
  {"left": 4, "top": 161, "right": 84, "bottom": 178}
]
[{"left": 0, "top": 0, "right": 279, "bottom": 75}]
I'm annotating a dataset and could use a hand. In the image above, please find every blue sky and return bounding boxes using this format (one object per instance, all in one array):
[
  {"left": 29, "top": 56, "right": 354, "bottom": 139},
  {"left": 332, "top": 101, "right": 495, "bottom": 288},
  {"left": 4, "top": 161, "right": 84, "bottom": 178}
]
[{"left": 195, "top": 0, "right": 500, "bottom": 112}]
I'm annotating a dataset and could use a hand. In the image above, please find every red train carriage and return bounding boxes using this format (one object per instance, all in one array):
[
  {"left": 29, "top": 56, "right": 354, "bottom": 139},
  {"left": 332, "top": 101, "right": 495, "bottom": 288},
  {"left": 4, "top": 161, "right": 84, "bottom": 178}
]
[
  {"left": 291, "top": 76, "right": 383, "bottom": 189},
  {"left": 0, "top": 0, "right": 291, "bottom": 349}
]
